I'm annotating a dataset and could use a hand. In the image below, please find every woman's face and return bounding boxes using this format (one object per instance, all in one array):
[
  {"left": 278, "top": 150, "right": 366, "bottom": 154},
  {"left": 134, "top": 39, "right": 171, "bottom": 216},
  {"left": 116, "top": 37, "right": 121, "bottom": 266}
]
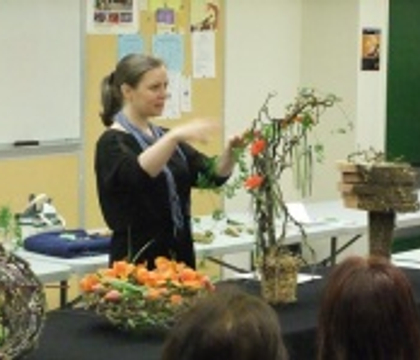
[{"left": 124, "top": 65, "right": 168, "bottom": 119}]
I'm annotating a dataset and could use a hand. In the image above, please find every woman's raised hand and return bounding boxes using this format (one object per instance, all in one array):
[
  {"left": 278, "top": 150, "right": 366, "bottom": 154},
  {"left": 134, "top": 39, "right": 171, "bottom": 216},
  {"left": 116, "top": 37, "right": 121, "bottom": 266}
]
[{"left": 169, "top": 118, "right": 219, "bottom": 144}]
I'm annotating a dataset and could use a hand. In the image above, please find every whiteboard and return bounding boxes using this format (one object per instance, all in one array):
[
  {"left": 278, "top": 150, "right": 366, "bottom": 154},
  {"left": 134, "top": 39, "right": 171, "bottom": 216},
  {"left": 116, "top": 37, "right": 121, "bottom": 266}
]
[{"left": 0, "top": 0, "right": 82, "bottom": 146}]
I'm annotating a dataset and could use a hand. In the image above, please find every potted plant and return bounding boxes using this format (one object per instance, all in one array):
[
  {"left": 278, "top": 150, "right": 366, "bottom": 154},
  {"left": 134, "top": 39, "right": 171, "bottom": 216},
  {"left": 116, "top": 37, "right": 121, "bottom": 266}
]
[
  {"left": 337, "top": 149, "right": 419, "bottom": 258},
  {"left": 225, "top": 89, "right": 344, "bottom": 304}
]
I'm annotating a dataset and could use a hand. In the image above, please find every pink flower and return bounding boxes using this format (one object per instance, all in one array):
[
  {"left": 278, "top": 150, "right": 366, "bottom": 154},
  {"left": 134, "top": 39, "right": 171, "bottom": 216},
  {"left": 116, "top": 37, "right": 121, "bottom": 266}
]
[{"left": 103, "top": 289, "right": 122, "bottom": 302}]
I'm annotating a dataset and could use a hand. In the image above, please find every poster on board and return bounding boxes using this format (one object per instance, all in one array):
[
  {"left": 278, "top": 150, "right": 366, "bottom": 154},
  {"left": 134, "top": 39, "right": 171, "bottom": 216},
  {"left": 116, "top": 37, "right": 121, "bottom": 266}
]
[
  {"left": 87, "top": 0, "right": 139, "bottom": 34},
  {"left": 190, "top": 0, "right": 219, "bottom": 32},
  {"left": 361, "top": 28, "right": 381, "bottom": 71}
]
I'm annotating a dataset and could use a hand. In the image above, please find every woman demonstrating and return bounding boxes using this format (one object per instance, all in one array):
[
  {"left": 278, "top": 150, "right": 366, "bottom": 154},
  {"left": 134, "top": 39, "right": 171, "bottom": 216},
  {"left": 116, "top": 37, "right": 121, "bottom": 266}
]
[{"left": 95, "top": 54, "right": 239, "bottom": 268}]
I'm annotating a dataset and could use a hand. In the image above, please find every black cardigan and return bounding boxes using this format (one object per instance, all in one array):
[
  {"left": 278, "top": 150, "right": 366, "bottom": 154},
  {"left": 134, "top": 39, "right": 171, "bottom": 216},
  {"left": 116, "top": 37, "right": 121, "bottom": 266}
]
[{"left": 95, "top": 128, "right": 227, "bottom": 268}]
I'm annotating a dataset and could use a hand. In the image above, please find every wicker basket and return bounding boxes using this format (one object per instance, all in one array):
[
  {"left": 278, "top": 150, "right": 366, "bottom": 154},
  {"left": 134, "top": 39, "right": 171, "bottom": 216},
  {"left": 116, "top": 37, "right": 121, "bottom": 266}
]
[
  {"left": 0, "top": 245, "right": 46, "bottom": 359},
  {"left": 260, "top": 250, "right": 300, "bottom": 304}
]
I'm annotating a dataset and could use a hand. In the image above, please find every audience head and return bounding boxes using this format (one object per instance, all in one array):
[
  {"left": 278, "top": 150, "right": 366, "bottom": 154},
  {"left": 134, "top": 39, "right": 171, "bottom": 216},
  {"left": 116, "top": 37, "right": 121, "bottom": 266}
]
[
  {"left": 100, "top": 54, "right": 165, "bottom": 126},
  {"left": 317, "top": 255, "right": 420, "bottom": 360},
  {"left": 161, "top": 285, "right": 288, "bottom": 360}
]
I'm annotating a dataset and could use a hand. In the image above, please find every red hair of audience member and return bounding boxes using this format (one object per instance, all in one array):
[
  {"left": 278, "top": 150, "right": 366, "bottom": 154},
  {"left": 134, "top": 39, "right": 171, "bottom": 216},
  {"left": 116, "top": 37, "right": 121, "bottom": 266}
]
[
  {"left": 317, "top": 255, "right": 420, "bottom": 360},
  {"left": 161, "top": 285, "right": 288, "bottom": 360}
]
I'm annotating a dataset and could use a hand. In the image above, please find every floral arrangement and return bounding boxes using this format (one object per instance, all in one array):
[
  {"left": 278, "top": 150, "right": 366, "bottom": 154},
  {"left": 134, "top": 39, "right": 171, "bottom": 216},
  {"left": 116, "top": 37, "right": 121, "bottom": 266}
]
[
  {"left": 228, "top": 89, "right": 344, "bottom": 255},
  {"left": 80, "top": 257, "right": 214, "bottom": 333},
  {"left": 221, "top": 89, "right": 347, "bottom": 303}
]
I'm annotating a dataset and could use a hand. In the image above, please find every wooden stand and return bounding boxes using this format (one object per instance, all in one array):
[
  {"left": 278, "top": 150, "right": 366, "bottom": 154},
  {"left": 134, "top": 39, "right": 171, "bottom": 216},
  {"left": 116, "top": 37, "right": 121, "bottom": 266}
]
[{"left": 337, "top": 161, "right": 418, "bottom": 258}]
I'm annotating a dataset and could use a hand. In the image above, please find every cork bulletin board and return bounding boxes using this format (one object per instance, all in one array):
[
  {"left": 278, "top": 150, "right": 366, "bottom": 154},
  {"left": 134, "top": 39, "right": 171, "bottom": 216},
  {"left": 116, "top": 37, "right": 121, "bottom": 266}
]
[{"left": 85, "top": 0, "right": 225, "bottom": 227}]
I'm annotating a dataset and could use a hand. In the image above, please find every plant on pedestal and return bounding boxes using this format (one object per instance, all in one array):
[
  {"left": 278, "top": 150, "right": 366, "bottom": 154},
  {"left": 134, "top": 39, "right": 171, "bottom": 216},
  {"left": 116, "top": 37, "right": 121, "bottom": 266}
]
[{"left": 337, "top": 149, "right": 419, "bottom": 258}]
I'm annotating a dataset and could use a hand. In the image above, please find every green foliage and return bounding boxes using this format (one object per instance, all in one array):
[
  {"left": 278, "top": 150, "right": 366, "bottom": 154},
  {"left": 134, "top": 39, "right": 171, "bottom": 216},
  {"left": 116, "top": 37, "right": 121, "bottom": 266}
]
[
  {"left": 0, "top": 205, "right": 22, "bottom": 248},
  {"left": 195, "top": 156, "right": 221, "bottom": 191}
]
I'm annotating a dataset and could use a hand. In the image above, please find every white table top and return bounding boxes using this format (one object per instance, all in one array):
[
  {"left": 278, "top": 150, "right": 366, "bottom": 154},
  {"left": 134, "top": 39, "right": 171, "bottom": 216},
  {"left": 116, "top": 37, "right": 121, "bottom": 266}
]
[
  {"left": 304, "top": 196, "right": 420, "bottom": 231},
  {"left": 192, "top": 209, "right": 365, "bottom": 257},
  {"left": 15, "top": 196, "right": 420, "bottom": 274},
  {"left": 16, "top": 249, "right": 108, "bottom": 276},
  {"left": 23, "top": 257, "right": 72, "bottom": 284}
]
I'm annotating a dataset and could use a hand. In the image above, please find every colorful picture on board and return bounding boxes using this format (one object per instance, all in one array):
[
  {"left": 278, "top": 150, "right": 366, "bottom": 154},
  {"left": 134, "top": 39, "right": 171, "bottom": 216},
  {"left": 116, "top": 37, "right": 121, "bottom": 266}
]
[
  {"left": 88, "top": 0, "right": 138, "bottom": 34},
  {"left": 361, "top": 28, "right": 381, "bottom": 71},
  {"left": 191, "top": 0, "right": 219, "bottom": 32},
  {"left": 95, "top": 0, "right": 133, "bottom": 11}
]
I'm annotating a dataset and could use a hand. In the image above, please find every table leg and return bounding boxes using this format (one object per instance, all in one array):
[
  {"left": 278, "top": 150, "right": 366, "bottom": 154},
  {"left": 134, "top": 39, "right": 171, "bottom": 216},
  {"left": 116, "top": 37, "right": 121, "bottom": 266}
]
[
  {"left": 206, "top": 256, "right": 250, "bottom": 274},
  {"left": 330, "top": 237, "right": 338, "bottom": 265},
  {"left": 60, "top": 280, "right": 68, "bottom": 309},
  {"left": 320, "top": 234, "right": 362, "bottom": 266}
]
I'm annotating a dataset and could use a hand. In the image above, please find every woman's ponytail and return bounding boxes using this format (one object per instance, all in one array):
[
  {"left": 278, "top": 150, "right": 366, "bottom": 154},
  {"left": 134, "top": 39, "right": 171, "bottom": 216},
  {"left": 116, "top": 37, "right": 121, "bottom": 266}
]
[{"left": 100, "top": 72, "right": 122, "bottom": 127}]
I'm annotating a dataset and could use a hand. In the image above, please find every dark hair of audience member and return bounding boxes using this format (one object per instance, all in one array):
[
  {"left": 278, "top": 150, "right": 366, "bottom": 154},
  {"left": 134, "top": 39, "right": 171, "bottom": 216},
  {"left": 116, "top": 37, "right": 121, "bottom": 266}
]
[
  {"left": 161, "top": 285, "right": 288, "bottom": 360},
  {"left": 317, "top": 255, "right": 420, "bottom": 360}
]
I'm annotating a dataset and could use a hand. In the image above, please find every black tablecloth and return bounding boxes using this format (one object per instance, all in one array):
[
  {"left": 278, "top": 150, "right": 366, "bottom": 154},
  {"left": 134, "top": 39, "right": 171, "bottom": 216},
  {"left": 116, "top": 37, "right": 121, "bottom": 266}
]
[{"left": 25, "top": 267, "right": 420, "bottom": 360}]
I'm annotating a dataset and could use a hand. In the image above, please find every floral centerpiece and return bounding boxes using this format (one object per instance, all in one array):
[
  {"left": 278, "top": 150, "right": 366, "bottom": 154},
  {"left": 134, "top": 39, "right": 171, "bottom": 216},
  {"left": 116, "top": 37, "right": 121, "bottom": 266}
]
[
  {"left": 225, "top": 89, "right": 344, "bottom": 304},
  {"left": 80, "top": 256, "right": 214, "bottom": 334}
]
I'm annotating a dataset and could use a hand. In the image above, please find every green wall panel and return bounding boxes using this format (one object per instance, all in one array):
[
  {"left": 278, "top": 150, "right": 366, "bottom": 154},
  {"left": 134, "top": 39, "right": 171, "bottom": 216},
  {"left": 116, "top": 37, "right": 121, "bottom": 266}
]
[{"left": 387, "top": 0, "right": 420, "bottom": 164}]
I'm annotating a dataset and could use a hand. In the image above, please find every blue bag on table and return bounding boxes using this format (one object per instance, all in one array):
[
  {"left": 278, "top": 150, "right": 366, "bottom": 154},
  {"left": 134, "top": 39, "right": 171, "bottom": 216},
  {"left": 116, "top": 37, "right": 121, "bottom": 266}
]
[{"left": 23, "top": 229, "right": 111, "bottom": 258}]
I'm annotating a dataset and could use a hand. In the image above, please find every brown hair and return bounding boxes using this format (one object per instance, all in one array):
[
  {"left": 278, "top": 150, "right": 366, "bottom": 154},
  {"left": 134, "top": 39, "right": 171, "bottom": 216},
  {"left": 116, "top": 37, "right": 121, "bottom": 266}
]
[
  {"left": 161, "top": 286, "right": 288, "bottom": 360},
  {"left": 100, "top": 54, "right": 164, "bottom": 126},
  {"left": 317, "top": 256, "right": 420, "bottom": 360}
]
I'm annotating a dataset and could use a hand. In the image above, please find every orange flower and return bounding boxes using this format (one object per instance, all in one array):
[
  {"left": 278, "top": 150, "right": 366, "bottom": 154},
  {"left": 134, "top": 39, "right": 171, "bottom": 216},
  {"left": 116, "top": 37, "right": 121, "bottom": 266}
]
[
  {"left": 80, "top": 274, "right": 100, "bottom": 292},
  {"left": 155, "top": 256, "right": 171, "bottom": 270},
  {"left": 244, "top": 175, "right": 264, "bottom": 190},
  {"left": 183, "top": 280, "right": 203, "bottom": 290},
  {"left": 145, "top": 288, "right": 163, "bottom": 300},
  {"left": 112, "top": 261, "right": 135, "bottom": 279},
  {"left": 250, "top": 139, "right": 266, "bottom": 156},
  {"left": 101, "top": 268, "right": 117, "bottom": 278},
  {"left": 179, "top": 268, "right": 198, "bottom": 282},
  {"left": 170, "top": 294, "right": 183, "bottom": 306},
  {"left": 134, "top": 267, "right": 150, "bottom": 285}
]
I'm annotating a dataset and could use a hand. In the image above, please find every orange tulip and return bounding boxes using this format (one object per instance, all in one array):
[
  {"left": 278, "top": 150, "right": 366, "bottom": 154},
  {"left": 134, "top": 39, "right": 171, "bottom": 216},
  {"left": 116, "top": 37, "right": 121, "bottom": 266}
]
[
  {"left": 112, "top": 261, "right": 135, "bottom": 279},
  {"left": 146, "top": 288, "right": 162, "bottom": 300},
  {"left": 101, "top": 268, "right": 117, "bottom": 278},
  {"left": 180, "top": 268, "right": 198, "bottom": 282},
  {"left": 134, "top": 267, "right": 150, "bottom": 285},
  {"left": 80, "top": 274, "right": 100, "bottom": 292},
  {"left": 170, "top": 294, "right": 183, "bottom": 306},
  {"left": 183, "top": 280, "right": 203, "bottom": 290},
  {"left": 155, "top": 256, "right": 170, "bottom": 270},
  {"left": 244, "top": 175, "right": 264, "bottom": 190}
]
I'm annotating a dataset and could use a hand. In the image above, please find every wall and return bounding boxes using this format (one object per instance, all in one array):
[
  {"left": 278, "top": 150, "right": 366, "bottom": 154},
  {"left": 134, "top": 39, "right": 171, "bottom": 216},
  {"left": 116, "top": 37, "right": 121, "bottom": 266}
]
[
  {"left": 298, "top": 0, "right": 389, "bottom": 261},
  {"left": 221, "top": 0, "right": 303, "bottom": 276},
  {"left": 0, "top": 153, "right": 80, "bottom": 228},
  {"left": 224, "top": 0, "right": 303, "bottom": 213},
  {"left": 300, "top": 0, "right": 358, "bottom": 202},
  {"left": 357, "top": 0, "right": 389, "bottom": 152}
]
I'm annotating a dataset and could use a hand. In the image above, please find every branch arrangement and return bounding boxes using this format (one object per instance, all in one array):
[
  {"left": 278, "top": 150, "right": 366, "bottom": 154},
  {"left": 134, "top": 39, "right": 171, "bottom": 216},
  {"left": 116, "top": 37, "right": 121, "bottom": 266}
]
[{"left": 226, "top": 89, "right": 342, "bottom": 254}]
